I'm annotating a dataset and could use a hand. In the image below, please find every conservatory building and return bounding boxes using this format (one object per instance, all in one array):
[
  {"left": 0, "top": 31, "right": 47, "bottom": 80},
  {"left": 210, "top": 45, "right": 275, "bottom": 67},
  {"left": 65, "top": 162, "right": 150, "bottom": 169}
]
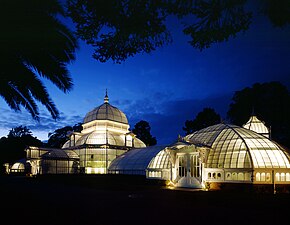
[
  {"left": 7, "top": 92, "right": 290, "bottom": 191},
  {"left": 24, "top": 92, "right": 146, "bottom": 175},
  {"left": 108, "top": 115, "right": 290, "bottom": 190}
]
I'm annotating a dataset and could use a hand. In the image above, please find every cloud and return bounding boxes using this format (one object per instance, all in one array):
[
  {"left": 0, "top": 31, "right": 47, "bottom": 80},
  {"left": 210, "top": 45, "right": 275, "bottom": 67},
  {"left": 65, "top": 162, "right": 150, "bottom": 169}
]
[
  {"left": 0, "top": 92, "right": 232, "bottom": 144},
  {"left": 125, "top": 92, "right": 233, "bottom": 145},
  {"left": 0, "top": 107, "right": 83, "bottom": 140}
]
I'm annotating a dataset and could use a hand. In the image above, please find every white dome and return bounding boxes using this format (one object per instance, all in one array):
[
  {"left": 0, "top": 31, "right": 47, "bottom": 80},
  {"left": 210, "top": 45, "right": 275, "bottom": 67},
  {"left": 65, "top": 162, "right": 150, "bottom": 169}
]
[
  {"left": 185, "top": 123, "right": 290, "bottom": 169},
  {"left": 83, "top": 92, "right": 128, "bottom": 124},
  {"left": 243, "top": 115, "right": 269, "bottom": 138},
  {"left": 83, "top": 102, "right": 128, "bottom": 124},
  {"left": 62, "top": 92, "right": 145, "bottom": 149},
  {"left": 75, "top": 131, "right": 124, "bottom": 146}
]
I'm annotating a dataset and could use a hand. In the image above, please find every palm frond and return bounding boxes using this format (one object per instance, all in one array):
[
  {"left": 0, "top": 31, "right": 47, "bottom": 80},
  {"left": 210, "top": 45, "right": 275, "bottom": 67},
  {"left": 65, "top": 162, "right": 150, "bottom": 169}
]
[{"left": 0, "top": 0, "right": 78, "bottom": 120}]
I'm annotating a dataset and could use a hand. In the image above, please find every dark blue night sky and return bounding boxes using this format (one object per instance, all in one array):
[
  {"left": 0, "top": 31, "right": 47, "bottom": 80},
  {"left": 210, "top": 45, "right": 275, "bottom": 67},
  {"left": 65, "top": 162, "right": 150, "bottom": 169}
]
[{"left": 0, "top": 12, "right": 290, "bottom": 144}]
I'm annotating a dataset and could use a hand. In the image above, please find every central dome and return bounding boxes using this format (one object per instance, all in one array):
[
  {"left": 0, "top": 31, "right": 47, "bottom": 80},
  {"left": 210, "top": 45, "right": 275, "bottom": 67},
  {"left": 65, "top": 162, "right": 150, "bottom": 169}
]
[{"left": 83, "top": 92, "right": 128, "bottom": 124}]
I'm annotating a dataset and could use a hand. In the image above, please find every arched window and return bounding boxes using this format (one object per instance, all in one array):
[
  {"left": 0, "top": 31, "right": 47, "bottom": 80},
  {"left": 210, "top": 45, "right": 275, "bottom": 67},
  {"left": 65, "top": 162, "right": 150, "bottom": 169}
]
[
  {"left": 190, "top": 155, "right": 200, "bottom": 177},
  {"left": 286, "top": 173, "right": 290, "bottom": 181},
  {"left": 238, "top": 172, "right": 244, "bottom": 181},
  {"left": 281, "top": 173, "right": 285, "bottom": 181},
  {"left": 226, "top": 172, "right": 231, "bottom": 180},
  {"left": 245, "top": 172, "right": 251, "bottom": 181},
  {"left": 261, "top": 173, "right": 266, "bottom": 181},
  {"left": 232, "top": 172, "right": 237, "bottom": 180},
  {"left": 208, "top": 172, "right": 211, "bottom": 179},
  {"left": 275, "top": 173, "right": 280, "bottom": 182},
  {"left": 178, "top": 157, "right": 185, "bottom": 177},
  {"left": 266, "top": 173, "right": 271, "bottom": 182},
  {"left": 256, "top": 172, "right": 261, "bottom": 182}
]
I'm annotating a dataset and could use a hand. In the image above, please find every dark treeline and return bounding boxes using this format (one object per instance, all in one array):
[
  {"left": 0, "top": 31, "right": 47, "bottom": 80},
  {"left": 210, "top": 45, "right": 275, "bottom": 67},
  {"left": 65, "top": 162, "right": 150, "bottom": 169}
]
[{"left": 183, "top": 81, "right": 290, "bottom": 148}]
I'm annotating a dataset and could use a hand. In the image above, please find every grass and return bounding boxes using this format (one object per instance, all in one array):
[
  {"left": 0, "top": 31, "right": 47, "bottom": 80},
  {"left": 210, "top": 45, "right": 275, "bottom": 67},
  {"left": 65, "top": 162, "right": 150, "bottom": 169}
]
[{"left": 1, "top": 174, "right": 289, "bottom": 225}]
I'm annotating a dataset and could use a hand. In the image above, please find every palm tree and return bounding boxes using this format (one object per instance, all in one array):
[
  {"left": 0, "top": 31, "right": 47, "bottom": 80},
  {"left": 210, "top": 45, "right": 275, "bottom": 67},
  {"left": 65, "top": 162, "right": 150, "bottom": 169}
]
[{"left": 0, "top": 0, "right": 78, "bottom": 120}]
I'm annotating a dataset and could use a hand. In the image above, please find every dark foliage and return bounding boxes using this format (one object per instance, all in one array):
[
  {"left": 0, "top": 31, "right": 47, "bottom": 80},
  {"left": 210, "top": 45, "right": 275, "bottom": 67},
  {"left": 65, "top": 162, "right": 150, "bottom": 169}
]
[
  {"left": 262, "top": 0, "right": 290, "bottom": 27},
  {"left": 183, "top": 0, "right": 251, "bottom": 50},
  {"left": 183, "top": 107, "right": 221, "bottom": 135},
  {"left": 8, "top": 125, "right": 32, "bottom": 138},
  {"left": 132, "top": 120, "right": 157, "bottom": 146},
  {"left": 227, "top": 81, "right": 290, "bottom": 148},
  {"left": 47, "top": 123, "right": 83, "bottom": 148},
  {"left": 66, "top": 0, "right": 171, "bottom": 63},
  {"left": 0, "top": 0, "right": 78, "bottom": 120},
  {"left": 0, "top": 126, "right": 43, "bottom": 165},
  {"left": 66, "top": 0, "right": 289, "bottom": 63}
]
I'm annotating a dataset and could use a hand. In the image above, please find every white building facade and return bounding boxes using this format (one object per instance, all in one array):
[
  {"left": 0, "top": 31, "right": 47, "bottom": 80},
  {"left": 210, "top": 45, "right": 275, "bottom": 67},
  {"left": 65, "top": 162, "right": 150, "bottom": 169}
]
[
  {"left": 8, "top": 95, "right": 290, "bottom": 191},
  {"left": 109, "top": 116, "right": 290, "bottom": 190},
  {"left": 25, "top": 92, "right": 146, "bottom": 175}
]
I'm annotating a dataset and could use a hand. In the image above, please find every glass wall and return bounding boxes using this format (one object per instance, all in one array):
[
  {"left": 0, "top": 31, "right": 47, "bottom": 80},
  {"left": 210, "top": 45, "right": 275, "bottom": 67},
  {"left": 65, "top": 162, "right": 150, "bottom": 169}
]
[
  {"left": 108, "top": 146, "right": 167, "bottom": 175},
  {"left": 78, "top": 147, "right": 127, "bottom": 174},
  {"left": 41, "top": 160, "right": 78, "bottom": 174},
  {"left": 185, "top": 124, "right": 290, "bottom": 170}
]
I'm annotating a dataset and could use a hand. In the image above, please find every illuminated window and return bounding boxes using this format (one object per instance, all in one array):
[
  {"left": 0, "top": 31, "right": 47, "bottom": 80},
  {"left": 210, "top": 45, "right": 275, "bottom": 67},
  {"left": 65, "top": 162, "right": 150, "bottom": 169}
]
[
  {"left": 148, "top": 171, "right": 161, "bottom": 178},
  {"left": 286, "top": 173, "right": 290, "bottom": 181},
  {"left": 232, "top": 172, "right": 237, "bottom": 180},
  {"left": 148, "top": 150, "right": 171, "bottom": 170},
  {"left": 190, "top": 155, "right": 200, "bottom": 177},
  {"left": 238, "top": 172, "right": 244, "bottom": 180},
  {"left": 256, "top": 173, "right": 261, "bottom": 181},
  {"left": 275, "top": 173, "right": 280, "bottom": 181},
  {"left": 261, "top": 172, "right": 266, "bottom": 181},
  {"left": 266, "top": 173, "right": 271, "bottom": 182},
  {"left": 208, "top": 173, "right": 211, "bottom": 179},
  {"left": 281, "top": 173, "right": 286, "bottom": 181},
  {"left": 245, "top": 172, "right": 251, "bottom": 181},
  {"left": 226, "top": 172, "right": 231, "bottom": 180},
  {"left": 178, "top": 157, "right": 185, "bottom": 177}
]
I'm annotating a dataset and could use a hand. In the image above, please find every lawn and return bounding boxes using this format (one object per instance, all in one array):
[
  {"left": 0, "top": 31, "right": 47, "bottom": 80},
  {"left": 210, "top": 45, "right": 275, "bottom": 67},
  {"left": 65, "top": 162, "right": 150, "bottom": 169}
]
[{"left": 1, "top": 174, "right": 289, "bottom": 225}]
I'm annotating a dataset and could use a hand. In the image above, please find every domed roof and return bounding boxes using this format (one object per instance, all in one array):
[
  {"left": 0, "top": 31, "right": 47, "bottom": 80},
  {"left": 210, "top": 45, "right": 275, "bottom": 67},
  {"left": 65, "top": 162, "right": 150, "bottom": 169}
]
[
  {"left": 243, "top": 115, "right": 269, "bottom": 137},
  {"left": 83, "top": 91, "right": 128, "bottom": 124},
  {"left": 62, "top": 130, "right": 146, "bottom": 148},
  {"left": 133, "top": 138, "right": 147, "bottom": 148},
  {"left": 185, "top": 123, "right": 290, "bottom": 169},
  {"left": 108, "top": 145, "right": 168, "bottom": 174},
  {"left": 75, "top": 131, "right": 124, "bottom": 146}
]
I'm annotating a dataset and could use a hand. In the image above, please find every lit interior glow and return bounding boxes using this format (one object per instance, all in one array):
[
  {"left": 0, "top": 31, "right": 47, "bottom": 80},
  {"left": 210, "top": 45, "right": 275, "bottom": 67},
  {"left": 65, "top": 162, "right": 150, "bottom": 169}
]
[
  {"left": 243, "top": 115, "right": 269, "bottom": 138},
  {"left": 184, "top": 123, "right": 290, "bottom": 169}
]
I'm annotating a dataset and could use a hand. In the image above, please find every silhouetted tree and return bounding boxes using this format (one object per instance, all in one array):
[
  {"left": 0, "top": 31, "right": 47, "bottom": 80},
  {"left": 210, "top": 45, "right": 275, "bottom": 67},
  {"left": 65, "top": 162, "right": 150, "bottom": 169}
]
[
  {"left": 8, "top": 126, "right": 32, "bottom": 138},
  {"left": 47, "top": 123, "right": 83, "bottom": 148},
  {"left": 66, "top": 0, "right": 289, "bottom": 63},
  {"left": 0, "top": 0, "right": 78, "bottom": 120},
  {"left": 0, "top": 126, "right": 42, "bottom": 166},
  {"left": 183, "top": 107, "right": 221, "bottom": 135},
  {"left": 227, "top": 81, "right": 290, "bottom": 148},
  {"left": 72, "top": 123, "right": 83, "bottom": 133},
  {"left": 132, "top": 120, "right": 157, "bottom": 146}
]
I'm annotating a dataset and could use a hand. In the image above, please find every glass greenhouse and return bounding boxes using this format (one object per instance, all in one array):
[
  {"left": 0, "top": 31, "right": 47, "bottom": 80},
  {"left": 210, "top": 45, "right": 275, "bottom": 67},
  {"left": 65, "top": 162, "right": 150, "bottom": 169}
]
[
  {"left": 108, "top": 120, "right": 290, "bottom": 189},
  {"left": 185, "top": 123, "right": 290, "bottom": 186},
  {"left": 7, "top": 91, "right": 290, "bottom": 191},
  {"left": 23, "top": 92, "right": 146, "bottom": 175},
  {"left": 25, "top": 147, "right": 79, "bottom": 174},
  {"left": 108, "top": 145, "right": 167, "bottom": 175},
  {"left": 243, "top": 115, "right": 270, "bottom": 138},
  {"left": 9, "top": 158, "right": 26, "bottom": 173}
]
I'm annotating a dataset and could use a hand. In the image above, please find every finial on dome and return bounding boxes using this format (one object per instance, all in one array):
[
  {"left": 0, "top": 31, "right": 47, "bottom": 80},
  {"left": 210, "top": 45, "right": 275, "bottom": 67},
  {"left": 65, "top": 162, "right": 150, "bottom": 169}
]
[{"left": 104, "top": 89, "right": 109, "bottom": 103}]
